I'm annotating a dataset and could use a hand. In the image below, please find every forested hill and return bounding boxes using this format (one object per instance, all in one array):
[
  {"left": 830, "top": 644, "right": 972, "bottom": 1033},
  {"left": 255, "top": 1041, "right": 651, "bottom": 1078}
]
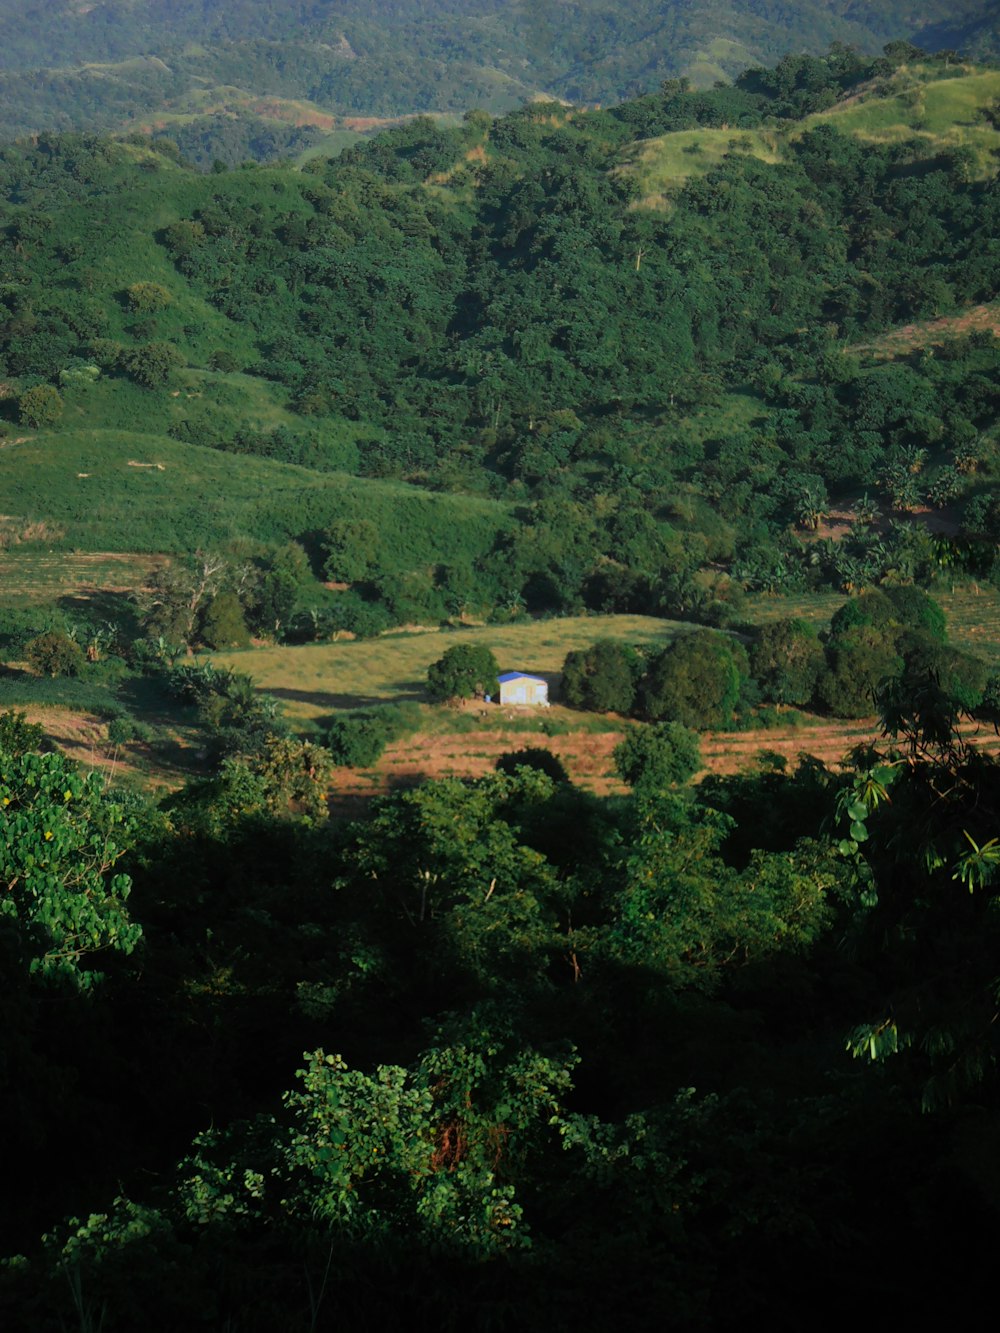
[
  {"left": 5, "top": 48, "right": 1000, "bottom": 1332},
  {"left": 0, "top": 0, "right": 997, "bottom": 143},
  {"left": 2, "top": 49, "right": 1000, "bottom": 631}
]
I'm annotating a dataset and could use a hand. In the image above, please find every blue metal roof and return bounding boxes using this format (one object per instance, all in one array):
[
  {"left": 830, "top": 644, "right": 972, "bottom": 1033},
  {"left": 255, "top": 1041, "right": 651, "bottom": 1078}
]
[{"left": 497, "top": 671, "right": 547, "bottom": 684}]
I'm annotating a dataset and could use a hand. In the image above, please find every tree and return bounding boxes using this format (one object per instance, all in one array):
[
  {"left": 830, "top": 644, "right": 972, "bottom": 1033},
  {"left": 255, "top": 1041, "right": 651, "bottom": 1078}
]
[
  {"left": 122, "top": 340, "right": 182, "bottom": 388},
  {"left": 125, "top": 282, "right": 172, "bottom": 312},
  {"left": 322, "top": 518, "right": 380, "bottom": 583},
  {"left": 24, "top": 630, "right": 84, "bottom": 677},
  {"left": 561, "top": 639, "right": 641, "bottom": 714},
  {"left": 640, "top": 631, "right": 749, "bottom": 729},
  {"left": 495, "top": 748, "right": 569, "bottom": 783},
  {"left": 17, "top": 384, "right": 63, "bottom": 428},
  {"left": 0, "top": 747, "right": 141, "bottom": 987},
  {"left": 426, "top": 644, "right": 499, "bottom": 702},
  {"left": 750, "top": 618, "right": 824, "bottom": 706},
  {"left": 613, "top": 723, "right": 701, "bottom": 791},
  {"left": 198, "top": 591, "right": 250, "bottom": 649}
]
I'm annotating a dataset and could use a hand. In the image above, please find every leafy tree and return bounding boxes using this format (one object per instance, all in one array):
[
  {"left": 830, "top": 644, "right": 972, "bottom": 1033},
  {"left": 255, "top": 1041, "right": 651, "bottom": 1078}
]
[
  {"left": 883, "top": 585, "right": 948, "bottom": 642},
  {"left": 17, "top": 383, "right": 63, "bottom": 428},
  {"left": 640, "top": 631, "right": 749, "bottom": 729},
  {"left": 0, "top": 747, "right": 141, "bottom": 987},
  {"left": 248, "top": 736, "right": 333, "bottom": 819},
  {"left": 561, "top": 639, "right": 642, "bottom": 713},
  {"left": 125, "top": 282, "right": 172, "bottom": 312},
  {"left": 817, "top": 624, "right": 903, "bottom": 718},
  {"left": 24, "top": 629, "right": 84, "bottom": 677},
  {"left": 322, "top": 518, "right": 380, "bottom": 583},
  {"left": 613, "top": 722, "right": 701, "bottom": 791},
  {"left": 750, "top": 618, "right": 824, "bottom": 706},
  {"left": 426, "top": 643, "right": 499, "bottom": 702},
  {"left": 121, "top": 340, "right": 182, "bottom": 388},
  {"left": 198, "top": 590, "right": 251, "bottom": 649}
]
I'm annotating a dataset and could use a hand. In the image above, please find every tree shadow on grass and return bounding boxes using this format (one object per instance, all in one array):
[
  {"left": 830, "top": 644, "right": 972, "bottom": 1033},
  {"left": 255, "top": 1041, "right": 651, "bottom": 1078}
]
[
  {"left": 57, "top": 590, "right": 143, "bottom": 638},
  {"left": 266, "top": 684, "right": 426, "bottom": 712}
]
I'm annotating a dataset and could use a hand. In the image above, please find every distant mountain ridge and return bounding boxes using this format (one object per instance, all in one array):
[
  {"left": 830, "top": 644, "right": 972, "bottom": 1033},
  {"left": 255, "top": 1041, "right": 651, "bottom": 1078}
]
[{"left": 0, "top": 0, "right": 996, "bottom": 142}]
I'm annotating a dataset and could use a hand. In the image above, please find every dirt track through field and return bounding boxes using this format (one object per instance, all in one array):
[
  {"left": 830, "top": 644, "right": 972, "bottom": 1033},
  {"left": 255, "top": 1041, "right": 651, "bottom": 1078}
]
[{"left": 326, "top": 714, "right": 1000, "bottom": 806}]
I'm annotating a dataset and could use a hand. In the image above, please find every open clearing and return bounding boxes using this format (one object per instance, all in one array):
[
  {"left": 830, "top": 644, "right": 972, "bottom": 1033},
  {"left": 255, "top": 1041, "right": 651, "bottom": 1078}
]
[{"left": 210, "top": 614, "right": 696, "bottom": 725}]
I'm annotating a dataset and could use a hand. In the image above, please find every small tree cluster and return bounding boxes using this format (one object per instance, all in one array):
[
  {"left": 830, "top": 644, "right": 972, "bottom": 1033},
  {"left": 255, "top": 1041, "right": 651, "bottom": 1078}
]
[{"left": 426, "top": 644, "right": 500, "bottom": 703}]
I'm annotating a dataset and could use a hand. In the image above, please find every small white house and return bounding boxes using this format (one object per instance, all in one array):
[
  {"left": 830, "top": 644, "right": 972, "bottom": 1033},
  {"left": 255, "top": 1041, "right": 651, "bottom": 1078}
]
[{"left": 497, "top": 671, "right": 549, "bottom": 706}]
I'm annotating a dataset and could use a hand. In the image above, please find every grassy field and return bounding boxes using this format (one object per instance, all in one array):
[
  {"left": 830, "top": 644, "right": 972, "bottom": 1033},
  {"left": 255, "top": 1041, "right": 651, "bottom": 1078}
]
[
  {"left": 211, "top": 614, "right": 693, "bottom": 726},
  {"left": 0, "top": 549, "right": 166, "bottom": 601},
  {"left": 623, "top": 128, "right": 782, "bottom": 207},
  {"left": 805, "top": 66, "right": 1000, "bottom": 175},
  {"left": 0, "top": 429, "right": 511, "bottom": 554},
  {"left": 627, "top": 64, "right": 1000, "bottom": 207}
]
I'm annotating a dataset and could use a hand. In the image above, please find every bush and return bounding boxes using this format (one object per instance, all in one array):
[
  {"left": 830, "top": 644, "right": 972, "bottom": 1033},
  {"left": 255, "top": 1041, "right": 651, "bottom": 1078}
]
[
  {"left": 326, "top": 713, "right": 392, "bottom": 768},
  {"left": 0, "top": 709, "right": 45, "bottom": 756},
  {"left": 121, "top": 341, "right": 182, "bottom": 389},
  {"left": 326, "top": 704, "right": 420, "bottom": 768},
  {"left": 107, "top": 716, "right": 157, "bottom": 746},
  {"left": 426, "top": 643, "right": 499, "bottom": 702},
  {"left": 24, "top": 630, "right": 84, "bottom": 678},
  {"left": 17, "top": 384, "right": 63, "bottom": 428}
]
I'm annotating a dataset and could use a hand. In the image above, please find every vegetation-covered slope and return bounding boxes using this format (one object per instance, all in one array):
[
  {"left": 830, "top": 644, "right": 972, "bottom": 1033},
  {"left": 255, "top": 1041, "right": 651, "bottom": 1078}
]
[
  {"left": 3, "top": 49, "right": 999, "bottom": 632},
  {"left": 0, "top": 0, "right": 997, "bottom": 145}
]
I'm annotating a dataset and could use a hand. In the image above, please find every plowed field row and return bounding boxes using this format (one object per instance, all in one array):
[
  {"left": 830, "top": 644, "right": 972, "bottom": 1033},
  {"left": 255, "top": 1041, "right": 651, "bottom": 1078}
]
[
  {"left": 0, "top": 551, "right": 167, "bottom": 599},
  {"left": 325, "top": 715, "right": 1000, "bottom": 803}
]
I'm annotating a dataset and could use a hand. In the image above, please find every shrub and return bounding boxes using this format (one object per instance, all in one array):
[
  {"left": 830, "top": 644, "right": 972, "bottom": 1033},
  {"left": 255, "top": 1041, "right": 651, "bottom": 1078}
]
[
  {"left": 326, "top": 704, "right": 420, "bottom": 768},
  {"left": 0, "top": 709, "right": 45, "bottom": 756},
  {"left": 121, "top": 341, "right": 182, "bottom": 388},
  {"left": 24, "top": 631, "right": 84, "bottom": 678},
  {"left": 326, "top": 713, "right": 392, "bottom": 768},
  {"left": 17, "top": 384, "right": 63, "bottom": 428}
]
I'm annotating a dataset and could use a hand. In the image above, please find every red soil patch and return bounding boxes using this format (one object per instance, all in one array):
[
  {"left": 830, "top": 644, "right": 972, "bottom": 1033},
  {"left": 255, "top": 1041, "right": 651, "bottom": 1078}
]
[
  {"left": 250, "top": 100, "right": 339, "bottom": 130},
  {"left": 852, "top": 302, "right": 1000, "bottom": 359}
]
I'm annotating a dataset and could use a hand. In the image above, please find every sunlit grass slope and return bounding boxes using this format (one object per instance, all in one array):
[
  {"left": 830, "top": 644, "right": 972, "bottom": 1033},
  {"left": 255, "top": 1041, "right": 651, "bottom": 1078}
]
[
  {"left": 0, "top": 431, "right": 512, "bottom": 554},
  {"left": 626, "top": 64, "right": 1000, "bottom": 205}
]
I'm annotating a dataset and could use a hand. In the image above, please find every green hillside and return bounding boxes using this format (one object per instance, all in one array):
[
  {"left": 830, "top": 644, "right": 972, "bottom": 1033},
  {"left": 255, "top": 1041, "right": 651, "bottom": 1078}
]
[
  {"left": 0, "top": 431, "right": 512, "bottom": 555},
  {"left": 0, "top": 0, "right": 997, "bottom": 151},
  {"left": 2, "top": 47, "right": 999, "bottom": 639},
  {"left": 627, "top": 62, "right": 1000, "bottom": 202}
]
